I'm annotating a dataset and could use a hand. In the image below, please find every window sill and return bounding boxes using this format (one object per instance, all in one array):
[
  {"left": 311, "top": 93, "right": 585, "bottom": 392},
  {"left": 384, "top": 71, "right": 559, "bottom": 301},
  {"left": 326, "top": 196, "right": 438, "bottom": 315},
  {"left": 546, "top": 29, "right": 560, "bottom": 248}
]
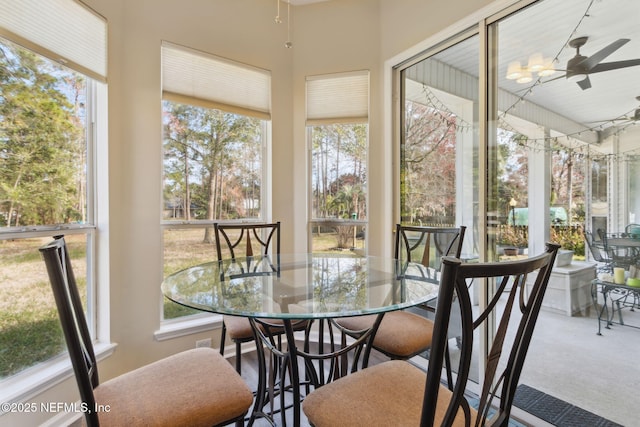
[
  {"left": 154, "top": 313, "right": 222, "bottom": 341},
  {"left": 0, "top": 342, "right": 116, "bottom": 409}
]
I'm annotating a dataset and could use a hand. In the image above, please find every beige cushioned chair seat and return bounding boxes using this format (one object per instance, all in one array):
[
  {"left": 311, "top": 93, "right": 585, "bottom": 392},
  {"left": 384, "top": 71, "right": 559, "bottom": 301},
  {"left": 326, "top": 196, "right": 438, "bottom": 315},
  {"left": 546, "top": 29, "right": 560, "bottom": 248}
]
[
  {"left": 224, "top": 314, "right": 307, "bottom": 340},
  {"left": 93, "top": 348, "right": 253, "bottom": 427},
  {"left": 224, "top": 314, "right": 266, "bottom": 340},
  {"left": 302, "top": 360, "right": 474, "bottom": 427},
  {"left": 337, "top": 311, "right": 434, "bottom": 358}
]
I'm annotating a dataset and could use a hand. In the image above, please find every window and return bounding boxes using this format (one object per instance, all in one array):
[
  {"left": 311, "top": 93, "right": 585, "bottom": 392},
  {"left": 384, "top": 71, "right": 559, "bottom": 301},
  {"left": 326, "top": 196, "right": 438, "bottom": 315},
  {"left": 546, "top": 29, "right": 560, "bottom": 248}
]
[
  {"left": 161, "top": 43, "right": 271, "bottom": 320},
  {"left": 307, "top": 71, "right": 369, "bottom": 254},
  {"left": 0, "top": 0, "right": 105, "bottom": 386}
]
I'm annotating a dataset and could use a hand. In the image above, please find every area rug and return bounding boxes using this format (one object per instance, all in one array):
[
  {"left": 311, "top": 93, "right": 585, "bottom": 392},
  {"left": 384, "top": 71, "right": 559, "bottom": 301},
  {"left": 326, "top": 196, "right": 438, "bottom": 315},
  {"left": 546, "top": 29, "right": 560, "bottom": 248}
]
[{"left": 513, "top": 384, "right": 623, "bottom": 427}]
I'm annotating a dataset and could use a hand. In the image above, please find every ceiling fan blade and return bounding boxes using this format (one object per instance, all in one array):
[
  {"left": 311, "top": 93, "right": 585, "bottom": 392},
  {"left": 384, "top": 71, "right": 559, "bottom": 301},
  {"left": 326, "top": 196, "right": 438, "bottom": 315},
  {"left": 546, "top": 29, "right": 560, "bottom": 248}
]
[
  {"left": 589, "top": 59, "right": 640, "bottom": 73},
  {"left": 577, "top": 76, "right": 591, "bottom": 90},
  {"left": 580, "top": 38, "right": 630, "bottom": 70}
]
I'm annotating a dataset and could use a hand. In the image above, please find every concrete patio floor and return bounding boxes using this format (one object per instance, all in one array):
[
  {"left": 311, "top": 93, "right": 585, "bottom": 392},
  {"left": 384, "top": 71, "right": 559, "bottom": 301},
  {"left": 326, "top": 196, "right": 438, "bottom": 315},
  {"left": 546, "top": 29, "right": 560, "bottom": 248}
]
[
  {"left": 513, "top": 297, "right": 639, "bottom": 426},
  {"left": 406, "top": 279, "right": 639, "bottom": 426}
]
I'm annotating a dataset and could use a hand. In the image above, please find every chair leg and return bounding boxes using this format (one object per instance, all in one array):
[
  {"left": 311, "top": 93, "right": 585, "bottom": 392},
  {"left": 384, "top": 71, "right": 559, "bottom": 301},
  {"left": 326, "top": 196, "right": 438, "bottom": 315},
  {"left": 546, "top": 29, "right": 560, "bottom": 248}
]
[
  {"left": 220, "top": 321, "right": 227, "bottom": 356},
  {"left": 235, "top": 341, "right": 242, "bottom": 374}
]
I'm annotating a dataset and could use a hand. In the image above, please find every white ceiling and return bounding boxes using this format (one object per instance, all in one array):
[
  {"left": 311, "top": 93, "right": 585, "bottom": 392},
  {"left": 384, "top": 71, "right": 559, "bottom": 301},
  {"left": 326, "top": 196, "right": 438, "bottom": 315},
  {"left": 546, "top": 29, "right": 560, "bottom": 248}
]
[
  {"left": 434, "top": 0, "right": 640, "bottom": 131},
  {"left": 289, "top": 0, "right": 639, "bottom": 136},
  {"left": 500, "top": 0, "right": 640, "bottom": 127}
]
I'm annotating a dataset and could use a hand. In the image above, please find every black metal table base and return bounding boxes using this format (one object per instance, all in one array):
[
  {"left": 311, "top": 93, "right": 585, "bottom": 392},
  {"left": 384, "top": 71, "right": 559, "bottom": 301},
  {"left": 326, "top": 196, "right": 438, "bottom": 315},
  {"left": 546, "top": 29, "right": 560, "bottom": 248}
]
[{"left": 247, "top": 315, "right": 383, "bottom": 426}]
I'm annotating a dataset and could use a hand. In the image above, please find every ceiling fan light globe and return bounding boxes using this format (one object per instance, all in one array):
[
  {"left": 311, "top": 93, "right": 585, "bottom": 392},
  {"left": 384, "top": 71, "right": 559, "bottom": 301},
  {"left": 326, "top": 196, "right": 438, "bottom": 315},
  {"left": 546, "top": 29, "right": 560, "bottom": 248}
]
[
  {"left": 506, "top": 61, "right": 523, "bottom": 80},
  {"left": 567, "top": 73, "right": 587, "bottom": 83},
  {"left": 537, "top": 58, "right": 556, "bottom": 77},
  {"left": 537, "top": 68, "right": 555, "bottom": 77},
  {"left": 527, "top": 53, "right": 545, "bottom": 72},
  {"left": 516, "top": 71, "right": 533, "bottom": 84}
]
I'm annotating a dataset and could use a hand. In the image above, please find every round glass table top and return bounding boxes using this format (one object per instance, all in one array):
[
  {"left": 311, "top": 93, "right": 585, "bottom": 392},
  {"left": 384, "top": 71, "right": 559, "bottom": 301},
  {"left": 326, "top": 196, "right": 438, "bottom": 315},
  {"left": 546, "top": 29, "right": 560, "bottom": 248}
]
[{"left": 162, "top": 253, "right": 441, "bottom": 319}]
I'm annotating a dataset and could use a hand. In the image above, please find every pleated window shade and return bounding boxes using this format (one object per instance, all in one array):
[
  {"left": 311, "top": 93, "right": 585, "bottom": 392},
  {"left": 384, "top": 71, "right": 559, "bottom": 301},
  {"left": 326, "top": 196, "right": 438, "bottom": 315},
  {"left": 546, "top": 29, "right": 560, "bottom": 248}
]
[
  {"left": 0, "top": 0, "right": 107, "bottom": 82},
  {"left": 306, "top": 71, "right": 369, "bottom": 125},
  {"left": 162, "top": 42, "right": 271, "bottom": 120}
]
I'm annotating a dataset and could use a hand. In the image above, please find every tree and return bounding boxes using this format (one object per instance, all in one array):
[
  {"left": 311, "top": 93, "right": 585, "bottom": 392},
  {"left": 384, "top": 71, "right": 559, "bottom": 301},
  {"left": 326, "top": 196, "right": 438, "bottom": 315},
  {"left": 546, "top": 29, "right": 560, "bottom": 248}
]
[
  {"left": 163, "top": 102, "right": 262, "bottom": 242},
  {"left": 311, "top": 123, "right": 367, "bottom": 219},
  {"left": 401, "top": 100, "right": 457, "bottom": 223},
  {"left": 0, "top": 41, "right": 85, "bottom": 227}
]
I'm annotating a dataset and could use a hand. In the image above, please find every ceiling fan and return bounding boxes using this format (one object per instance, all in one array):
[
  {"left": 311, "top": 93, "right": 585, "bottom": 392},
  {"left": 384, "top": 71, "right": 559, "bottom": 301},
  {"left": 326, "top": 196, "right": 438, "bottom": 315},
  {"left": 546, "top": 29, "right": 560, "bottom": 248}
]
[{"left": 546, "top": 37, "right": 640, "bottom": 90}]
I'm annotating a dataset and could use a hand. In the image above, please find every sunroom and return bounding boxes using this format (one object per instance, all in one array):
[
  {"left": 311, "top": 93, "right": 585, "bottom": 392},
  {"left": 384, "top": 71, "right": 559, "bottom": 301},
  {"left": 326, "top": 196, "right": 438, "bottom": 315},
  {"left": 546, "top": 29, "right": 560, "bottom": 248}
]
[{"left": 0, "top": 0, "right": 638, "bottom": 425}]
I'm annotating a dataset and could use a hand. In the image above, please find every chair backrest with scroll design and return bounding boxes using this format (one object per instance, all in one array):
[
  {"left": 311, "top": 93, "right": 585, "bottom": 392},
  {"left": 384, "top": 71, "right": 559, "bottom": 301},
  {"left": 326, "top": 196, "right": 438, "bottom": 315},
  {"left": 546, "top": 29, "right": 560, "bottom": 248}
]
[
  {"left": 394, "top": 224, "right": 466, "bottom": 271},
  {"left": 421, "top": 242, "right": 560, "bottom": 427},
  {"left": 214, "top": 222, "right": 280, "bottom": 260},
  {"left": 214, "top": 222, "right": 281, "bottom": 279}
]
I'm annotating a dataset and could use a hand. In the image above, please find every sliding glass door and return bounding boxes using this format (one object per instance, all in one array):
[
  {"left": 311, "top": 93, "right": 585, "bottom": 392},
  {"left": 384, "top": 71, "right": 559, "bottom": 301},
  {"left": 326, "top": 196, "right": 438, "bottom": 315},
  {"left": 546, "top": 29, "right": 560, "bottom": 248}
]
[
  {"left": 399, "top": 33, "right": 480, "bottom": 263},
  {"left": 397, "top": 0, "right": 640, "bottom": 413}
]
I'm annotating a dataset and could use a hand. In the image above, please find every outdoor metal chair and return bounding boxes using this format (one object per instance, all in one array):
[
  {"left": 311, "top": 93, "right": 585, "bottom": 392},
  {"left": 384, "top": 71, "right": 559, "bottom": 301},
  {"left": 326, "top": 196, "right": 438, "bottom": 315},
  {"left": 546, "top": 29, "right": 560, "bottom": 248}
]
[
  {"left": 601, "top": 232, "right": 637, "bottom": 269},
  {"left": 625, "top": 223, "right": 640, "bottom": 238},
  {"left": 303, "top": 243, "right": 559, "bottom": 427},
  {"left": 584, "top": 230, "right": 613, "bottom": 272},
  {"left": 40, "top": 236, "right": 252, "bottom": 427}
]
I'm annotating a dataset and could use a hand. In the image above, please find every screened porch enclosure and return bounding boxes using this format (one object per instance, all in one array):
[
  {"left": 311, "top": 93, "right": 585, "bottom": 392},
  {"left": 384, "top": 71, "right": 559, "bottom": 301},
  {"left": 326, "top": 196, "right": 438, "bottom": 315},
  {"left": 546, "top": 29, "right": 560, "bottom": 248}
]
[
  {"left": 400, "top": 0, "right": 640, "bottom": 263},
  {"left": 398, "top": 0, "right": 640, "bottom": 423}
]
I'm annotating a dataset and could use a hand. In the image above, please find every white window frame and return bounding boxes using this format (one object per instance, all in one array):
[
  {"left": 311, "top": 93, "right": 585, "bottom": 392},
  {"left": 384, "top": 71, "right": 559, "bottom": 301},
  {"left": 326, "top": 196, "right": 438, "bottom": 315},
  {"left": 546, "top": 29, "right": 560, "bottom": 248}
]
[
  {"left": 0, "top": 0, "right": 108, "bottom": 404},
  {"left": 159, "top": 43, "right": 273, "bottom": 328},
  {"left": 306, "top": 71, "right": 370, "bottom": 253},
  {"left": 0, "top": 77, "right": 110, "bottom": 408}
]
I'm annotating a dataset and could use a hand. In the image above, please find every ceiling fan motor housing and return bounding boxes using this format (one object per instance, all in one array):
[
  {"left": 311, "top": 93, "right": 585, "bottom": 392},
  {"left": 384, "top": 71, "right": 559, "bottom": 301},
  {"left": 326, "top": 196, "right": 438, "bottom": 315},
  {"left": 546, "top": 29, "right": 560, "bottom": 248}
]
[{"left": 566, "top": 54, "right": 588, "bottom": 80}]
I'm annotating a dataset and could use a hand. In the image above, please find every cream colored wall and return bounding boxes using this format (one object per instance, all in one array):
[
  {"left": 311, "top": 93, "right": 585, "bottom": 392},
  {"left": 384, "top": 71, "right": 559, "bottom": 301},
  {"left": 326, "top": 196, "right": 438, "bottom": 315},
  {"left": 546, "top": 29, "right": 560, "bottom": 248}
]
[
  {"left": 290, "top": 0, "right": 383, "bottom": 254},
  {"left": 4, "top": 0, "right": 502, "bottom": 425},
  {"left": 379, "top": 0, "right": 495, "bottom": 59}
]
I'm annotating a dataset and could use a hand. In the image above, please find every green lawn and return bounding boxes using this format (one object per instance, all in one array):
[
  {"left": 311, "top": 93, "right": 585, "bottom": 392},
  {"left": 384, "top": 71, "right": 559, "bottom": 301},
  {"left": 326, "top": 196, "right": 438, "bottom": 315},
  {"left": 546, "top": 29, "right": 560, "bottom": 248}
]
[{"left": 0, "top": 236, "right": 86, "bottom": 379}]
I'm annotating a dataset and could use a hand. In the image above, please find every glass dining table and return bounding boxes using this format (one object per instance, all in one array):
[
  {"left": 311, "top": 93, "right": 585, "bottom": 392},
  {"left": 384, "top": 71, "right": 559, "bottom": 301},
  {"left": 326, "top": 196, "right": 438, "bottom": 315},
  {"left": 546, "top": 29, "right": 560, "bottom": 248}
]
[{"left": 162, "top": 253, "right": 441, "bottom": 426}]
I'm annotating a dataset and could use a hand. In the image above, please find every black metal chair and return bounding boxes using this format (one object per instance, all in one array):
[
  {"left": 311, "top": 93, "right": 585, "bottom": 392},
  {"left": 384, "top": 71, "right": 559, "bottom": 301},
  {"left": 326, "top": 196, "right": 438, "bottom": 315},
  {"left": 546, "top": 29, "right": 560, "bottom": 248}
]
[
  {"left": 335, "top": 224, "right": 466, "bottom": 361},
  {"left": 40, "top": 236, "right": 253, "bottom": 427},
  {"left": 215, "top": 222, "right": 308, "bottom": 374},
  {"left": 303, "top": 243, "right": 559, "bottom": 427},
  {"left": 584, "top": 230, "right": 613, "bottom": 272}
]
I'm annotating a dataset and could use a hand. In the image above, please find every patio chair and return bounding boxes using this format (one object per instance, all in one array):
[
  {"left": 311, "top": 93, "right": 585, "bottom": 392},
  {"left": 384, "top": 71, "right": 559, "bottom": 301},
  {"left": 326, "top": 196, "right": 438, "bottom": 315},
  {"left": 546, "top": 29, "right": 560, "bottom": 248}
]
[
  {"left": 584, "top": 230, "right": 613, "bottom": 272},
  {"left": 601, "top": 232, "right": 637, "bottom": 269},
  {"left": 214, "top": 222, "right": 308, "bottom": 374},
  {"left": 40, "top": 236, "right": 253, "bottom": 427},
  {"left": 625, "top": 223, "right": 640, "bottom": 238},
  {"left": 303, "top": 243, "right": 560, "bottom": 427},
  {"left": 335, "top": 224, "right": 466, "bottom": 362}
]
